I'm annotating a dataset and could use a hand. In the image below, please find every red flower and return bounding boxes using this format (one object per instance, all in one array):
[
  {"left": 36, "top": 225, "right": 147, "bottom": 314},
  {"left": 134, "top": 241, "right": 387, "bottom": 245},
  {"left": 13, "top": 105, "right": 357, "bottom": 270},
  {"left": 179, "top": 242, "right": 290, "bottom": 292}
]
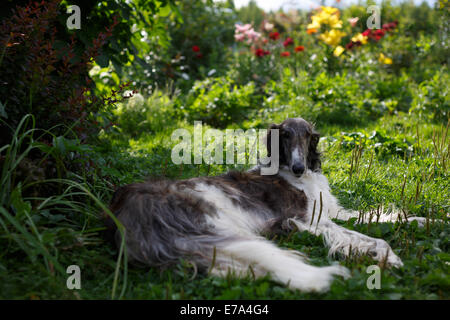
[
  {"left": 196, "top": 53, "right": 203, "bottom": 59},
  {"left": 362, "top": 29, "right": 371, "bottom": 37},
  {"left": 362, "top": 29, "right": 386, "bottom": 41},
  {"left": 192, "top": 45, "right": 200, "bottom": 52},
  {"left": 269, "top": 32, "right": 280, "bottom": 40},
  {"left": 255, "top": 48, "right": 270, "bottom": 57},
  {"left": 294, "top": 45, "right": 305, "bottom": 52},
  {"left": 374, "top": 29, "right": 385, "bottom": 36},
  {"left": 382, "top": 23, "right": 392, "bottom": 31},
  {"left": 255, "top": 48, "right": 264, "bottom": 57},
  {"left": 283, "top": 37, "right": 294, "bottom": 47},
  {"left": 372, "top": 29, "right": 385, "bottom": 41},
  {"left": 280, "top": 51, "right": 290, "bottom": 57},
  {"left": 382, "top": 21, "right": 398, "bottom": 32},
  {"left": 346, "top": 42, "right": 355, "bottom": 50}
]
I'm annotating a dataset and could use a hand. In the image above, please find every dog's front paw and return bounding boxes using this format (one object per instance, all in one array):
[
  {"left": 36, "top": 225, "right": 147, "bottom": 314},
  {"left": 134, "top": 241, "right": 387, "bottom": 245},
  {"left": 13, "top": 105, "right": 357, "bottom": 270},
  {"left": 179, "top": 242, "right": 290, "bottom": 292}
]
[
  {"left": 368, "top": 239, "right": 403, "bottom": 268},
  {"left": 385, "top": 251, "right": 403, "bottom": 268},
  {"left": 287, "top": 264, "right": 350, "bottom": 293}
]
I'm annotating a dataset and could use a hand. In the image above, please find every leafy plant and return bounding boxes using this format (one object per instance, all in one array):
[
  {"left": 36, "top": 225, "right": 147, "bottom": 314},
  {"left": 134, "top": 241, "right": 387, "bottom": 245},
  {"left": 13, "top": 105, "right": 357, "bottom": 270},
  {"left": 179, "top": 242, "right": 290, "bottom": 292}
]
[
  {"left": 181, "top": 76, "right": 259, "bottom": 128},
  {"left": 0, "top": 114, "right": 128, "bottom": 299},
  {"left": 410, "top": 69, "right": 450, "bottom": 122},
  {"left": 115, "top": 90, "right": 178, "bottom": 137},
  {"left": 0, "top": 0, "right": 118, "bottom": 144},
  {"left": 339, "top": 130, "right": 415, "bottom": 158}
]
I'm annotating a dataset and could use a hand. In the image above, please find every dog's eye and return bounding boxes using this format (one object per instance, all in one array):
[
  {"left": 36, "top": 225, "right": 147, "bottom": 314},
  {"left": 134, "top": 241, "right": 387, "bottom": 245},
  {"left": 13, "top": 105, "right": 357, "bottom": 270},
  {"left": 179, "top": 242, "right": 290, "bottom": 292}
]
[{"left": 282, "top": 130, "right": 291, "bottom": 138}]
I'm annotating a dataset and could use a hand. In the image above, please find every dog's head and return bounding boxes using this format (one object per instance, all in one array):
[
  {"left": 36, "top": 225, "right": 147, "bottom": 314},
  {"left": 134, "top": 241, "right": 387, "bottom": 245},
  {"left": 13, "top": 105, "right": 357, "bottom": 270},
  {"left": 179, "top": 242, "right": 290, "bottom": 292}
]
[{"left": 267, "top": 117, "right": 321, "bottom": 177}]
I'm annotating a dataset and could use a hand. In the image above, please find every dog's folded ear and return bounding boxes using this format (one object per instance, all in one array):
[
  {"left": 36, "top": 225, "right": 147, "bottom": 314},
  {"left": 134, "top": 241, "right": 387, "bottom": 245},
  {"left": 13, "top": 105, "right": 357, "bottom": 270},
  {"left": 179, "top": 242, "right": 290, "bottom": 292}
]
[
  {"left": 311, "top": 128, "right": 320, "bottom": 143},
  {"left": 308, "top": 128, "right": 321, "bottom": 171},
  {"left": 269, "top": 123, "right": 280, "bottom": 129}
]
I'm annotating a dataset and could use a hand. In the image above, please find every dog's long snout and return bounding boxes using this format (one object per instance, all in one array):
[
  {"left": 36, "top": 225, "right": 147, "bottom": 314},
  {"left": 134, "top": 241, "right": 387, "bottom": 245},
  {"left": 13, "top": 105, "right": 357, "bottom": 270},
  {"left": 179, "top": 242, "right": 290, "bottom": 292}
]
[{"left": 292, "top": 163, "right": 305, "bottom": 176}]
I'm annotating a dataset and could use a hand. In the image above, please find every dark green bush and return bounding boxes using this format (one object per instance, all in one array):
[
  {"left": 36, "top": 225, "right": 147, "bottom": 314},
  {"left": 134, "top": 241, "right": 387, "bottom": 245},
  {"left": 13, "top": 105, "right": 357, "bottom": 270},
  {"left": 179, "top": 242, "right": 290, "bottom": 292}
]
[
  {"left": 271, "top": 72, "right": 376, "bottom": 126},
  {"left": 118, "top": 0, "right": 237, "bottom": 96},
  {"left": 115, "top": 91, "right": 178, "bottom": 137},
  {"left": 181, "top": 77, "right": 259, "bottom": 128},
  {"left": 0, "top": 1, "right": 121, "bottom": 145},
  {"left": 168, "top": 0, "right": 236, "bottom": 81},
  {"left": 410, "top": 69, "right": 449, "bottom": 122},
  {"left": 339, "top": 130, "right": 415, "bottom": 158}
]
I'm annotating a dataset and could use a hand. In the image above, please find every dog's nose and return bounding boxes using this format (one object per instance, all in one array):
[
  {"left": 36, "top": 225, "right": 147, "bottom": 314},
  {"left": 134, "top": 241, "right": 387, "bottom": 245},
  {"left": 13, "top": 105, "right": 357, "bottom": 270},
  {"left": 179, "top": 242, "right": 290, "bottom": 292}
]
[{"left": 292, "top": 163, "right": 305, "bottom": 175}]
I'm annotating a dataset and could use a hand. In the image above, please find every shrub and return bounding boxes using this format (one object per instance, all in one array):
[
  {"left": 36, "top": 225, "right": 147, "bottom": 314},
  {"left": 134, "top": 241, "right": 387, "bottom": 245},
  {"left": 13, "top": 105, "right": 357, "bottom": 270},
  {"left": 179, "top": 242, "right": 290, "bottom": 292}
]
[
  {"left": 373, "top": 73, "right": 412, "bottom": 112},
  {"left": 0, "top": 0, "right": 119, "bottom": 145},
  {"left": 410, "top": 69, "right": 450, "bottom": 122},
  {"left": 181, "top": 76, "right": 259, "bottom": 128},
  {"left": 168, "top": 0, "right": 236, "bottom": 81},
  {"left": 338, "top": 130, "right": 415, "bottom": 158},
  {"left": 266, "top": 71, "right": 377, "bottom": 126},
  {"left": 115, "top": 90, "right": 177, "bottom": 137},
  {"left": 116, "top": 0, "right": 237, "bottom": 96}
]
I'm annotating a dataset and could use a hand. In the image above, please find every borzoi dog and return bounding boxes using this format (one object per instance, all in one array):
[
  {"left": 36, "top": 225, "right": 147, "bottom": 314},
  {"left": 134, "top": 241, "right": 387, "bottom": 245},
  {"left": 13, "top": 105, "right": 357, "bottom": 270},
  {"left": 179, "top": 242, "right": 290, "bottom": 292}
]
[{"left": 106, "top": 117, "right": 428, "bottom": 292}]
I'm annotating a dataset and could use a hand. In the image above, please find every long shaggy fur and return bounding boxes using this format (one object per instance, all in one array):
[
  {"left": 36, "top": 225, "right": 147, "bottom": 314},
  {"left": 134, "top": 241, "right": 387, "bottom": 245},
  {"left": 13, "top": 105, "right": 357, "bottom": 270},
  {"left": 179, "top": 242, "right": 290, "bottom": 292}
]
[{"left": 105, "top": 117, "right": 430, "bottom": 292}]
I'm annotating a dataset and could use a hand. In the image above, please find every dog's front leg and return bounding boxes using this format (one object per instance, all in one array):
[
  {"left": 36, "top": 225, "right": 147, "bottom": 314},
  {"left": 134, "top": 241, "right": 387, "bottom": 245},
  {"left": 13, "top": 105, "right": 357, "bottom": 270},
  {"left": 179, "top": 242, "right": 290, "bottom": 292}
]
[
  {"left": 331, "top": 205, "right": 444, "bottom": 227},
  {"left": 289, "top": 217, "right": 404, "bottom": 268}
]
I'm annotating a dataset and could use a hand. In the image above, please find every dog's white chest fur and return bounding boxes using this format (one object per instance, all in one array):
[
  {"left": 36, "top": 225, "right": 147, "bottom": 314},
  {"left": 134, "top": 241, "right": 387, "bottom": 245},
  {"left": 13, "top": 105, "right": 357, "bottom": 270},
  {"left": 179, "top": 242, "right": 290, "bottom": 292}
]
[{"left": 278, "top": 169, "right": 341, "bottom": 221}]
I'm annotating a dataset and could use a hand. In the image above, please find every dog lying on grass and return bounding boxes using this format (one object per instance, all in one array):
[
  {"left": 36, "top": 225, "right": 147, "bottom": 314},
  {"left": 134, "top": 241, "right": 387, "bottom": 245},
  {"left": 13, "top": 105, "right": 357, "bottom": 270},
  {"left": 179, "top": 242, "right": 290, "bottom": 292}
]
[{"left": 105, "top": 117, "right": 431, "bottom": 292}]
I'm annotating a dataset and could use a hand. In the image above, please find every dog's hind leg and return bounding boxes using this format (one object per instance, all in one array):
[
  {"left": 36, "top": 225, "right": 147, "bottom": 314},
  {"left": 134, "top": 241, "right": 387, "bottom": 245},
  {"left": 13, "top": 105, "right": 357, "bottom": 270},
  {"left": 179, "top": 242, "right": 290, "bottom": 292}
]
[
  {"left": 288, "top": 217, "right": 404, "bottom": 268},
  {"left": 210, "top": 236, "right": 349, "bottom": 292}
]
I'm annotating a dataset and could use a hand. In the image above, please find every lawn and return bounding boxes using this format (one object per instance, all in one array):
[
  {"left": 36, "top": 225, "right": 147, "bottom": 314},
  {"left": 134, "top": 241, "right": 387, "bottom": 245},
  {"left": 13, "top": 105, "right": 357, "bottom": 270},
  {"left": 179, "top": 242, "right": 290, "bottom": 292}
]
[{"left": 0, "top": 0, "right": 448, "bottom": 300}]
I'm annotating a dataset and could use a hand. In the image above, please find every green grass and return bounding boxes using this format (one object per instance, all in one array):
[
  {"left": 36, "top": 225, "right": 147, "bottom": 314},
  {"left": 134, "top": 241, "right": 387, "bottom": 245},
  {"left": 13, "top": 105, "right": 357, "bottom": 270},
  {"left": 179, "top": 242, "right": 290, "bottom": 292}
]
[
  {"left": 1, "top": 110, "right": 447, "bottom": 300},
  {"left": 1, "top": 0, "right": 448, "bottom": 300}
]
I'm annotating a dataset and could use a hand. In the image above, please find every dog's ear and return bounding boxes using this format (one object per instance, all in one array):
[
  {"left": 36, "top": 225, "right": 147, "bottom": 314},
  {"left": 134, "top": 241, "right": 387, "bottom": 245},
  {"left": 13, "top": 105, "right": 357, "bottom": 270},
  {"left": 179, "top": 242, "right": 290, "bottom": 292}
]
[
  {"left": 266, "top": 123, "right": 280, "bottom": 157},
  {"left": 308, "top": 129, "right": 321, "bottom": 171}
]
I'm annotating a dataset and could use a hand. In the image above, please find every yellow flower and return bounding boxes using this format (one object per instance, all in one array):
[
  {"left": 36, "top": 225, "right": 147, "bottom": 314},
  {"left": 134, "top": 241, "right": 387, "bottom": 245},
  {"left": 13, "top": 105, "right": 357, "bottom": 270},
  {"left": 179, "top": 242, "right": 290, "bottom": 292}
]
[
  {"left": 307, "top": 16, "right": 321, "bottom": 31},
  {"left": 327, "top": 14, "right": 343, "bottom": 29},
  {"left": 307, "top": 6, "right": 343, "bottom": 31},
  {"left": 351, "top": 33, "right": 368, "bottom": 45},
  {"left": 333, "top": 45, "right": 345, "bottom": 57},
  {"left": 379, "top": 53, "right": 393, "bottom": 64},
  {"left": 321, "top": 6, "right": 339, "bottom": 15},
  {"left": 319, "top": 29, "right": 346, "bottom": 47}
]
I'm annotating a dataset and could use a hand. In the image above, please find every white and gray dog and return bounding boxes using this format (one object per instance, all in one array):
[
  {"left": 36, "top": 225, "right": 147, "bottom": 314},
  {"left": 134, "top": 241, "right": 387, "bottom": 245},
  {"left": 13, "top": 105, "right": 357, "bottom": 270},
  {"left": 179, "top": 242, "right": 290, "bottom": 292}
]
[{"left": 106, "top": 117, "right": 429, "bottom": 292}]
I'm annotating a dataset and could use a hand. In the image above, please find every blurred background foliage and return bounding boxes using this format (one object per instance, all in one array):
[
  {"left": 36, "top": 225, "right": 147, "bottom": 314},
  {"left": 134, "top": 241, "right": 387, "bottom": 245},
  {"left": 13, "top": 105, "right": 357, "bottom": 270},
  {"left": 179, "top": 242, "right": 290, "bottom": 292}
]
[
  {"left": 1, "top": 0, "right": 448, "bottom": 142},
  {"left": 0, "top": 0, "right": 448, "bottom": 299}
]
